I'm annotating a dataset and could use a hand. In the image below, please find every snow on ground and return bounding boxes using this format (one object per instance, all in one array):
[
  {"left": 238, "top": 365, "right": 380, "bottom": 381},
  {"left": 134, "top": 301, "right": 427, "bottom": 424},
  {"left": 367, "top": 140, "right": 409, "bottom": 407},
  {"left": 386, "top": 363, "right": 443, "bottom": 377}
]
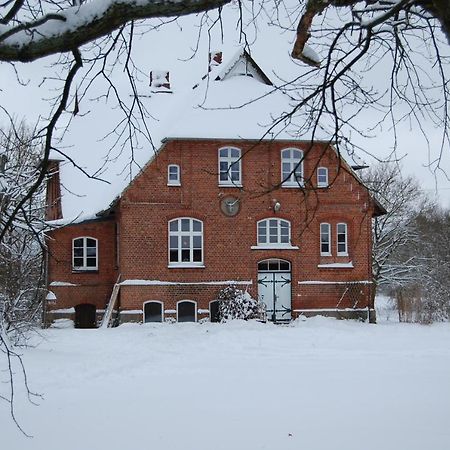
[{"left": 3, "top": 316, "right": 450, "bottom": 450}]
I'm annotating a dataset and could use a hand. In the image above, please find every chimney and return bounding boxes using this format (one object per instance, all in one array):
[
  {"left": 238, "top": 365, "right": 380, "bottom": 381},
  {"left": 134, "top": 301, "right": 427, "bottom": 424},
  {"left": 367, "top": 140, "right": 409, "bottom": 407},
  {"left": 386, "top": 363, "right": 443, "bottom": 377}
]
[
  {"left": 45, "top": 159, "right": 62, "bottom": 221},
  {"left": 209, "top": 51, "right": 222, "bottom": 71},
  {"left": 149, "top": 70, "right": 171, "bottom": 92}
]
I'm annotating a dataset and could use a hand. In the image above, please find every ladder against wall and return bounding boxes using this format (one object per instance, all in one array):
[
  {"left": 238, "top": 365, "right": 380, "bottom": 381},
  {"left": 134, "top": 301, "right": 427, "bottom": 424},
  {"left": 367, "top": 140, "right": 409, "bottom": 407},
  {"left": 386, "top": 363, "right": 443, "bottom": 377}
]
[{"left": 100, "top": 275, "right": 121, "bottom": 328}]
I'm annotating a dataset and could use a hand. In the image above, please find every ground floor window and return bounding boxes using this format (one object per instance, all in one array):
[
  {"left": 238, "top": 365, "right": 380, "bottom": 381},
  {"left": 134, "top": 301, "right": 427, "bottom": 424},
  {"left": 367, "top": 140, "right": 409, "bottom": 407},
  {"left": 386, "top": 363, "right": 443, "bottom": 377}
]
[
  {"left": 209, "top": 300, "right": 220, "bottom": 323},
  {"left": 177, "top": 300, "right": 197, "bottom": 322},
  {"left": 144, "top": 301, "right": 163, "bottom": 323}
]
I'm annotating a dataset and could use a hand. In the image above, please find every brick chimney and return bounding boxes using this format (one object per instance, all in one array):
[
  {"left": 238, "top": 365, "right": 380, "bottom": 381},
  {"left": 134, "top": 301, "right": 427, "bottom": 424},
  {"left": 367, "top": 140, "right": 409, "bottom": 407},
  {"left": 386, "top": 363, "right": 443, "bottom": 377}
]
[
  {"left": 149, "top": 70, "right": 171, "bottom": 92},
  {"left": 45, "top": 159, "right": 62, "bottom": 221},
  {"left": 209, "top": 51, "right": 222, "bottom": 71}
]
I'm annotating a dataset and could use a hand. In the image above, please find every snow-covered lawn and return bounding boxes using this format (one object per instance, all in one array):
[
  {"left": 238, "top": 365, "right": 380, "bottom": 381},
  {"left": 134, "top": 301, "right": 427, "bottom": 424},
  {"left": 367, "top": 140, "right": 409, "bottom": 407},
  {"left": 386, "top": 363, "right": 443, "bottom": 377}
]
[{"left": 3, "top": 317, "right": 450, "bottom": 450}]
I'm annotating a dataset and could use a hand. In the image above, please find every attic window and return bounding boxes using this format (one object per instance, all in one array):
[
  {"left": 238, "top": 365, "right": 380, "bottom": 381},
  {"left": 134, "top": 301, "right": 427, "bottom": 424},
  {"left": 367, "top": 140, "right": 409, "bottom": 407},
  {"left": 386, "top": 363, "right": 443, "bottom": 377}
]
[
  {"left": 167, "top": 164, "right": 181, "bottom": 186},
  {"left": 218, "top": 147, "right": 242, "bottom": 187}
]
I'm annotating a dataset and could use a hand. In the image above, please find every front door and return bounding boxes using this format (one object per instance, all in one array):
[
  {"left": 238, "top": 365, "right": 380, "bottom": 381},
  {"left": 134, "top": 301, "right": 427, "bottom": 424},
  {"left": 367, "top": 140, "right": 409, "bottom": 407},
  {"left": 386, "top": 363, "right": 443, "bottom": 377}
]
[{"left": 257, "top": 259, "right": 292, "bottom": 322}]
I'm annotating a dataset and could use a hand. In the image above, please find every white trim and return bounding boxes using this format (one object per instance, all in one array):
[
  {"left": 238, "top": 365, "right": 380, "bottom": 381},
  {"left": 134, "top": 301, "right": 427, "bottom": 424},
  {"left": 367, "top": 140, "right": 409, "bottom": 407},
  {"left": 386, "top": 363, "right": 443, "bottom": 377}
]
[
  {"left": 72, "top": 236, "right": 98, "bottom": 271},
  {"left": 120, "top": 279, "right": 252, "bottom": 286},
  {"left": 218, "top": 146, "right": 242, "bottom": 186},
  {"left": 198, "top": 309, "right": 210, "bottom": 314},
  {"left": 294, "top": 308, "right": 374, "bottom": 313},
  {"left": 49, "top": 281, "right": 79, "bottom": 286},
  {"left": 251, "top": 245, "right": 299, "bottom": 250},
  {"left": 120, "top": 309, "right": 143, "bottom": 315},
  {"left": 337, "top": 223, "right": 348, "bottom": 256},
  {"left": 167, "top": 164, "right": 181, "bottom": 186},
  {"left": 317, "top": 262, "right": 354, "bottom": 268},
  {"left": 317, "top": 167, "right": 328, "bottom": 188},
  {"left": 320, "top": 223, "right": 331, "bottom": 256},
  {"left": 176, "top": 299, "right": 197, "bottom": 322},
  {"left": 298, "top": 280, "right": 372, "bottom": 285},
  {"left": 168, "top": 217, "right": 203, "bottom": 266},
  {"left": 143, "top": 300, "right": 164, "bottom": 323},
  {"left": 168, "top": 263, "right": 205, "bottom": 269},
  {"left": 281, "top": 148, "right": 304, "bottom": 187}
]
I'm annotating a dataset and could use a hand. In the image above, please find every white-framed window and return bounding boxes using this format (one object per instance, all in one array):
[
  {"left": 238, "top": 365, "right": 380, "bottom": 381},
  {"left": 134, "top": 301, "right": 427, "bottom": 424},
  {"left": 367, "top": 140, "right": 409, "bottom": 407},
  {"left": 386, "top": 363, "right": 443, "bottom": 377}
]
[
  {"left": 218, "top": 147, "right": 242, "bottom": 186},
  {"left": 320, "top": 223, "right": 331, "bottom": 256},
  {"left": 281, "top": 148, "right": 303, "bottom": 187},
  {"left": 257, "top": 218, "right": 291, "bottom": 246},
  {"left": 72, "top": 237, "right": 98, "bottom": 270},
  {"left": 168, "top": 218, "right": 203, "bottom": 266},
  {"left": 317, "top": 167, "right": 328, "bottom": 188},
  {"left": 143, "top": 301, "right": 164, "bottom": 323},
  {"left": 177, "top": 300, "right": 197, "bottom": 322},
  {"left": 337, "top": 223, "right": 348, "bottom": 256},
  {"left": 167, "top": 164, "right": 180, "bottom": 186}
]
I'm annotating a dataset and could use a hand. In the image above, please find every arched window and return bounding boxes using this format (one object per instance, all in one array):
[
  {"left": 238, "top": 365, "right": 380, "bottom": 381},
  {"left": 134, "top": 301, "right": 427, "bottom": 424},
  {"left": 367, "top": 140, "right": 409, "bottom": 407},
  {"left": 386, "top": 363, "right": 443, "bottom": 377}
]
[
  {"left": 168, "top": 218, "right": 203, "bottom": 266},
  {"left": 281, "top": 148, "right": 303, "bottom": 187},
  {"left": 337, "top": 223, "right": 348, "bottom": 256},
  {"left": 218, "top": 147, "right": 242, "bottom": 186},
  {"left": 257, "top": 218, "right": 291, "bottom": 246},
  {"left": 72, "top": 237, "right": 98, "bottom": 270},
  {"left": 143, "top": 301, "right": 163, "bottom": 323},
  {"left": 177, "top": 300, "right": 197, "bottom": 322},
  {"left": 209, "top": 300, "right": 220, "bottom": 323},
  {"left": 317, "top": 167, "right": 328, "bottom": 188},
  {"left": 167, "top": 164, "right": 181, "bottom": 186},
  {"left": 320, "top": 223, "right": 331, "bottom": 256}
]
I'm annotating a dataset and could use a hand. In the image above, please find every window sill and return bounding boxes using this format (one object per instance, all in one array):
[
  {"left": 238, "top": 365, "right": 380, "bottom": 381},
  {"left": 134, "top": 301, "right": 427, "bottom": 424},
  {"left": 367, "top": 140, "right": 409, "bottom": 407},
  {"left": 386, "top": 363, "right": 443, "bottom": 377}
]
[
  {"left": 317, "top": 185, "right": 329, "bottom": 189},
  {"left": 72, "top": 268, "right": 98, "bottom": 273},
  {"left": 317, "top": 262, "right": 354, "bottom": 269},
  {"left": 168, "top": 264, "right": 205, "bottom": 269},
  {"left": 167, "top": 183, "right": 181, "bottom": 187},
  {"left": 251, "top": 245, "right": 299, "bottom": 250},
  {"left": 218, "top": 183, "right": 243, "bottom": 188},
  {"left": 281, "top": 184, "right": 304, "bottom": 189},
  {"left": 337, "top": 253, "right": 349, "bottom": 257}
]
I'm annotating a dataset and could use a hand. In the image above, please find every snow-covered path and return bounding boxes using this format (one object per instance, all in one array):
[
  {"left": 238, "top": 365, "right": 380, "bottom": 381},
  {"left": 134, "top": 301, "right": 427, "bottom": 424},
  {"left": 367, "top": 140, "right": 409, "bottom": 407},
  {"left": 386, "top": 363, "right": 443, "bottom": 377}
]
[{"left": 3, "top": 318, "right": 450, "bottom": 450}]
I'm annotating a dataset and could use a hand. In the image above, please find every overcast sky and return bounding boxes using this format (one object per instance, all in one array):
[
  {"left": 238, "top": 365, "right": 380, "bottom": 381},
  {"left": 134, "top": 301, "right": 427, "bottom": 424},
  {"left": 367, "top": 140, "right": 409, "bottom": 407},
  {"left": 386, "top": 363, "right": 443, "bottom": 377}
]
[{"left": 1, "top": 3, "right": 449, "bottom": 208}]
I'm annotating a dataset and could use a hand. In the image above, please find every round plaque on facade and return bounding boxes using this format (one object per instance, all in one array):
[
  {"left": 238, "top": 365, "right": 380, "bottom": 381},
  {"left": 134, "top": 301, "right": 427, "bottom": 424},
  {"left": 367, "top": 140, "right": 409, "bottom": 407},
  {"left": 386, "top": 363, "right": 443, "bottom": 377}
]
[{"left": 220, "top": 196, "right": 240, "bottom": 217}]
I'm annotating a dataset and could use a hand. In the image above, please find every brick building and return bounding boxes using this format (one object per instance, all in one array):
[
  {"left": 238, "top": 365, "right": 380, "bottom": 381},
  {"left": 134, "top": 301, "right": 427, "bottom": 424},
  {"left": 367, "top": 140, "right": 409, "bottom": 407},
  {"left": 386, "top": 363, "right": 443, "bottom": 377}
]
[{"left": 45, "top": 49, "right": 384, "bottom": 327}]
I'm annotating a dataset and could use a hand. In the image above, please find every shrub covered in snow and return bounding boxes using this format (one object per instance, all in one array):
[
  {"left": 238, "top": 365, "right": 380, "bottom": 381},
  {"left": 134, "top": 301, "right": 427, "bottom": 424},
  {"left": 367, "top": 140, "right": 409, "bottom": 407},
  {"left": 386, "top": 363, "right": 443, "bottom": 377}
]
[{"left": 217, "top": 285, "right": 265, "bottom": 321}]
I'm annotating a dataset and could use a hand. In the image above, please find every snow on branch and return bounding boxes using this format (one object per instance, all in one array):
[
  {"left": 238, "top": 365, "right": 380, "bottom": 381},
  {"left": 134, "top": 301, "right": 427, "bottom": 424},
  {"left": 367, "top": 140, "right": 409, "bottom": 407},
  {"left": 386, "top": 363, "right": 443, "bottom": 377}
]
[{"left": 0, "top": 0, "right": 231, "bottom": 62}]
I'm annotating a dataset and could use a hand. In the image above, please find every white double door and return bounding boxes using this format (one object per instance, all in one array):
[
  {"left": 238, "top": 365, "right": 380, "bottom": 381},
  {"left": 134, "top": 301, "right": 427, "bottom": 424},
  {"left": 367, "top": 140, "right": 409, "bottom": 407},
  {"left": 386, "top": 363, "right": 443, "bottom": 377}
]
[{"left": 257, "top": 271, "right": 292, "bottom": 322}]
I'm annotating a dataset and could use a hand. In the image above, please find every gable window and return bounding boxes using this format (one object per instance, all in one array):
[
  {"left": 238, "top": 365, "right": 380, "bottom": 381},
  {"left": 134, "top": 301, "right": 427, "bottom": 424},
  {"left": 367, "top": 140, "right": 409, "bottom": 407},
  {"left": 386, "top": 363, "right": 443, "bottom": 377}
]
[
  {"left": 317, "top": 167, "right": 328, "bottom": 188},
  {"left": 320, "top": 223, "right": 331, "bottom": 256},
  {"left": 257, "top": 218, "right": 291, "bottom": 246},
  {"left": 218, "top": 147, "right": 242, "bottom": 186},
  {"left": 169, "top": 218, "right": 203, "bottom": 266},
  {"left": 281, "top": 148, "right": 303, "bottom": 187},
  {"left": 167, "top": 164, "right": 181, "bottom": 186},
  {"left": 337, "top": 223, "right": 348, "bottom": 256},
  {"left": 73, "top": 237, "right": 98, "bottom": 270}
]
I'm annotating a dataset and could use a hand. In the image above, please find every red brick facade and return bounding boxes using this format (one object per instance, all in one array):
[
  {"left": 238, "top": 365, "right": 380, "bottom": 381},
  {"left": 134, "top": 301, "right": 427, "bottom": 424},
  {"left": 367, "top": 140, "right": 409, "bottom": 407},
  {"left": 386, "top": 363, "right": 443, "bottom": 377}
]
[{"left": 46, "top": 138, "right": 379, "bottom": 325}]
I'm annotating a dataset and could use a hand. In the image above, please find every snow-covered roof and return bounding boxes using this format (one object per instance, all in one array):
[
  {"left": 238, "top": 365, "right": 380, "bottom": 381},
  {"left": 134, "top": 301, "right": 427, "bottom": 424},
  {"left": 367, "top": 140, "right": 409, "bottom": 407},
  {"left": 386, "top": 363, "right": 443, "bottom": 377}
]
[{"left": 49, "top": 48, "right": 305, "bottom": 225}]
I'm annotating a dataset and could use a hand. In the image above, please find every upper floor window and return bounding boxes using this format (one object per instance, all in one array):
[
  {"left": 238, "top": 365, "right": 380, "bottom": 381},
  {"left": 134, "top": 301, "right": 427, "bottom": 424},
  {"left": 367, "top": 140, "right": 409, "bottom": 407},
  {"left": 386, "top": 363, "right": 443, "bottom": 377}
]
[
  {"left": 167, "top": 164, "right": 180, "bottom": 186},
  {"left": 169, "top": 218, "right": 203, "bottom": 266},
  {"left": 320, "top": 223, "right": 331, "bottom": 256},
  {"left": 281, "top": 148, "right": 303, "bottom": 187},
  {"left": 337, "top": 223, "right": 348, "bottom": 256},
  {"left": 73, "top": 237, "right": 98, "bottom": 270},
  {"left": 257, "top": 218, "right": 291, "bottom": 246},
  {"left": 317, "top": 167, "right": 328, "bottom": 188},
  {"left": 219, "top": 147, "right": 242, "bottom": 186}
]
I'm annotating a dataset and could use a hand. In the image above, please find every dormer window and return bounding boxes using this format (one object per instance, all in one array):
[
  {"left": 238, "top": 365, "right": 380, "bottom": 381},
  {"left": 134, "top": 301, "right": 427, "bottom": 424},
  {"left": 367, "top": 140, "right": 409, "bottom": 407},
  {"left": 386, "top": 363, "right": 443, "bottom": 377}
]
[
  {"left": 218, "top": 147, "right": 242, "bottom": 187},
  {"left": 317, "top": 167, "right": 328, "bottom": 188},
  {"left": 167, "top": 164, "right": 181, "bottom": 186},
  {"left": 281, "top": 149, "right": 303, "bottom": 187}
]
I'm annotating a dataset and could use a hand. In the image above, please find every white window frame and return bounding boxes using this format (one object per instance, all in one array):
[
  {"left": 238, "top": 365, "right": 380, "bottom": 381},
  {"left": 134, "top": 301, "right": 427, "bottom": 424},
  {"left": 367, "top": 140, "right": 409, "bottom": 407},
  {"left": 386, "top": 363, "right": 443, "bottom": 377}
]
[
  {"left": 176, "top": 299, "right": 197, "bottom": 322},
  {"left": 167, "top": 164, "right": 181, "bottom": 186},
  {"left": 317, "top": 167, "right": 328, "bottom": 188},
  {"left": 320, "top": 223, "right": 331, "bottom": 256},
  {"left": 218, "top": 147, "right": 242, "bottom": 187},
  {"left": 337, "top": 223, "right": 348, "bottom": 256},
  {"left": 281, "top": 148, "right": 304, "bottom": 187},
  {"left": 255, "top": 218, "right": 292, "bottom": 248},
  {"left": 168, "top": 218, "right": 204, "bottom": 267},
  {"left": 143, "top": 300, "right": 164, "bottom": 323},
  {"left": 72, "top": 236, "right": 98, "bottom": 271}
]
